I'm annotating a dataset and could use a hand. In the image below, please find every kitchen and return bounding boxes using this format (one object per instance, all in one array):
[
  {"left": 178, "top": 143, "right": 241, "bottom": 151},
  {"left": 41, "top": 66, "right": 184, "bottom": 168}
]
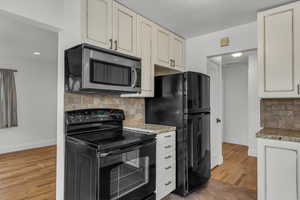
[{"left": 0, "top": 0, "right": 299, "bottom": 200}]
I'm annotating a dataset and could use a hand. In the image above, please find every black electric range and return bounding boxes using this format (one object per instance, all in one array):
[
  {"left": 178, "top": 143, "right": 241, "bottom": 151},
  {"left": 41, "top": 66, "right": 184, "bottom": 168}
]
[{"left": 65, "top": 109, "right": 156, "bottom": 200}]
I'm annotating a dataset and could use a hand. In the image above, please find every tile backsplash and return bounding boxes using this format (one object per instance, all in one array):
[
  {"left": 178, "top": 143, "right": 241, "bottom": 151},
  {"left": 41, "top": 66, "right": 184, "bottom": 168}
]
[
  {"left": 261, "top": 99, "right": 300, "bottom": 130},
  {"left": 65, "top": 93, "right": 145, "bottom": 126}
]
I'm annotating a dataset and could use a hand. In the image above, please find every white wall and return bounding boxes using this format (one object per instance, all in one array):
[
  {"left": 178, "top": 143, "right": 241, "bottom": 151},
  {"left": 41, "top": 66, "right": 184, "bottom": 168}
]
[
  {"left": 0, "top": 0, "right": 63, "bottom": 30},
  {"left": 222, "top": 63, "right": 249, "bottom": 146},
  {"left": 248, "top": 52, "right": 260, "bottom": 156},
  {"left": 0, "top": 58, "right": 57, "bottom": 154},
  {"left": 0, "top": 2, "right": 65, "bottom": 199},
  {"left": 186, "top": 22, "right": 257, "bottom": 73}
]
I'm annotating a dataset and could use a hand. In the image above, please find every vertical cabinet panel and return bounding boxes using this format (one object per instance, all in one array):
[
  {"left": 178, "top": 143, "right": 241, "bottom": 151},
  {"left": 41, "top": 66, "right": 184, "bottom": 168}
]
[
  {"left": 137, "top": 16, "right": 154, "bottom": 96},
  {"left": 258, "top": 2, "right": 300, "bottom": 98},
  {"left": 264, "top": 10, "right": 294, "bottom": 92},
  {"left": 265, "top": 147, "right": 297, "bottom": 200},
  {"left": 155, "top": 27, "right": 172, "bottom": 67},
  {"left": 82, "top": 0, "right": 113, "bottom": 49},
  {"left": 113, "top": 2, "right": 137, "bottom": 56}
]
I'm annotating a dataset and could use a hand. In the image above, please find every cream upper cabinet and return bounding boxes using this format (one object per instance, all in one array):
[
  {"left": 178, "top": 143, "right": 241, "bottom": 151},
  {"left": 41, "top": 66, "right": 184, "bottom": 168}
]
[
  {"left": 121, "top": 15, "right": 154, "bottom": 97},
  {"left": 171, "top": 35, "right": 185, "bottom": 71},
  {"left": 137, "top": 16, "right": 154, "bottom": 96},
  {"left": 258, "top": 2, "right": 300, "bottom": 98},
  {"left": 113, "top": 2, "right": 137, "bottom": 56},
  {"left": 155, "top": 26, "right": 172, "bottom": 67},
  {"left": 81, "top": 0, "right": 113, "bottom": 49}
]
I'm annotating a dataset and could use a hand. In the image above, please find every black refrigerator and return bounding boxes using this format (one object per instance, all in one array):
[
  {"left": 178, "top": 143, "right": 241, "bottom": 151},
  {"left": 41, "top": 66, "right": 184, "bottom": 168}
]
[{"left": 145, "top": 71, "right": 211, "bottom": 196}]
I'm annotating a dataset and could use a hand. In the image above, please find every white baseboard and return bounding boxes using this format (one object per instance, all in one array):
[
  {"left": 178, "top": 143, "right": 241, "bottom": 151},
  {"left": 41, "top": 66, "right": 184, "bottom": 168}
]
[
  {"left": 218, "top": 155, "right": 224, "bottom": 165},
  {"left": 211, "top": 154, "right": 224, "bottom": 169},
  {"left": 248, "top": 147, "right": 257, "bottom": 157},
  {"left": 0, "top": 139, "right": 57, "bottom": 154}
]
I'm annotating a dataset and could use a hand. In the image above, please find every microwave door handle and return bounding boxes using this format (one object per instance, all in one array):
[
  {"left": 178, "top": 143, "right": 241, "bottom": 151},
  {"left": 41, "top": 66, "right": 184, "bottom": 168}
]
[{"left": 132, "top": 68, "right": 138, "bottom": 88}]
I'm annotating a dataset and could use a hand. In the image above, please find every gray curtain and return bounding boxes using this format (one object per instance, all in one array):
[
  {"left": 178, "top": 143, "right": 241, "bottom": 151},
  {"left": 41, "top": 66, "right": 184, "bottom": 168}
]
[{"left": 0, "top": 70, "right": 18, "bottom": 128}]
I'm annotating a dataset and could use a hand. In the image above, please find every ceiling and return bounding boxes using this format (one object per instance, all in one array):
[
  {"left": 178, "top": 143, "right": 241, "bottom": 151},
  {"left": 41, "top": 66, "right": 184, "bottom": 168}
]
[
  {"left": 0, "top": 12, "right": 58, "bottom": 64},
  {"left": 117, "top": 0, "right": 296, "bottom": 38}
]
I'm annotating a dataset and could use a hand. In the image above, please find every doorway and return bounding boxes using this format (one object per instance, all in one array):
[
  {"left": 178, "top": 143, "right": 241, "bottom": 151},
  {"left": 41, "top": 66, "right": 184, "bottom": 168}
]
[
  {"left": 207, "top": 50, "right": 259, "bottom": 190},
  {"left": 0, "top": 11, "right": 59, "bottom": 199}
]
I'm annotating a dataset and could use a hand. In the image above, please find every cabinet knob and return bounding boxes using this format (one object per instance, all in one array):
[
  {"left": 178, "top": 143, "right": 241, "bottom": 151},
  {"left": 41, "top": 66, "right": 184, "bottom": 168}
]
[
  {"left": 165, "top": 181, "right": 172, "bottom": 186},
  {"left": 114, "top": 40, "right": 118, "bottom": 50},
  {"left": 109, "top": 39, "right": 113, "bottom": 49}
]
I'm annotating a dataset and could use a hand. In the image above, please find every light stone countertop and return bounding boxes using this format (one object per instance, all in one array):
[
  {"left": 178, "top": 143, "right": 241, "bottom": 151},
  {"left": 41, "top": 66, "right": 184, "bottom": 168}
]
[
  {"left": 124, "top": 124, "right": 176, "bottom": 135},
  {"left": 256, "top": 128, "right": 300, "bottom": 142}
]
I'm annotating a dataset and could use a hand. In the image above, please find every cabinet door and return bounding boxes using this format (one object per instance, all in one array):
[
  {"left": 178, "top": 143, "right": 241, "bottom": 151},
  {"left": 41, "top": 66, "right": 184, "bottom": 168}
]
[
  {"left": 258, "top": 2, "right": 300, "bottom": 98},
  {"left": 257, "top": 139, "right": 300, "bottom": 200},
  {"left": 82, "top": 0, "right": 113, "bottom": 49},
  {"left": 172, "top": 35, "right": 185, "bottom": 71},
  {"left": 266, "top": 147, "right": 297, "bottom": 200},
  {"left": 155, "top": 26, "right": 172, "bottom": 67},
  {"left": 137, "top": 16, "right": 154, "bottom": 96},
  {"left": 113, "top": 2, "right": 137, "bottom": 56}
]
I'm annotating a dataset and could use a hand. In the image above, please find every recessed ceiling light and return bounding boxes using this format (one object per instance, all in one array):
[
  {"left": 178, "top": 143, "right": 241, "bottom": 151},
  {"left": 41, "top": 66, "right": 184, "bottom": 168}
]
[
  {"left": 232, "top": 52, "right": 243, "bottom": 58},
  {"left": 33, "top": 52, "right": 41, "bottom": 56}
]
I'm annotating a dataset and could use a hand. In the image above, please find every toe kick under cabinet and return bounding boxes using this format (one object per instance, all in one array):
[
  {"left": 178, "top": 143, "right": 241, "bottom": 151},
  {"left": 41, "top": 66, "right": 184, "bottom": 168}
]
[{"left": 156, "top": 131, "right": 176, "bottom": 200}]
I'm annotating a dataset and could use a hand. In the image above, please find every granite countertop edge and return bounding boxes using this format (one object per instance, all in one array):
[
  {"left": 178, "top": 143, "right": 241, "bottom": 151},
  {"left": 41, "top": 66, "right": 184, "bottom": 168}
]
[
  {"left": 124, "top": 124, "right": 176, "bottom": 134},
  {"left": 256, "top": 128, "right": 300, "bottom": 143}
]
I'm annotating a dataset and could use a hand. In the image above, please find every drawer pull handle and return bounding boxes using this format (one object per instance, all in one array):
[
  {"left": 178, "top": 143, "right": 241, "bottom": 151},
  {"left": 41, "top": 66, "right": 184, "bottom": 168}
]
[
  {"left": 165, "top": 181, "right": 172, "bottom": 186},
  {"left": 164, "top": 155, "right": 172, "bottom": 159},
  {"left": 165, "top": 166, "right": 172, "bottom": 170},
  {"left": 164, "top": 135, "right": 172, "bottom": 138},
  {"left": 165, "top": 145, "right": 172, "bottom": 149}
]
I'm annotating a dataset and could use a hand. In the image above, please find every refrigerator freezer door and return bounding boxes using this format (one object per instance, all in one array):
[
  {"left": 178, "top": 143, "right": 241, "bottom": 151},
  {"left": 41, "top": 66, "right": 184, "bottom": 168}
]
[
  {"left": 145, "top": 73, "right": 184, "bottom": 128},
  {"left": 186, "top": 113, "right": 211, "bottom": 192},
  {"left": 185, "top": 72, "right": 210, "bottom": 114}
]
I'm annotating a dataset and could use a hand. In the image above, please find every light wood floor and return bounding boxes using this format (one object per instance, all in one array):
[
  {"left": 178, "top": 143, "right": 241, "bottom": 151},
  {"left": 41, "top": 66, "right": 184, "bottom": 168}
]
[
  {"left": 212, "top": 142, "right": 257, "bottom": 191},
  {"left": 0, "top": 146, "right": 56, "bottom": 200},
  {"left": 0, "top": 143, "right": 256, "bottom": 200}
]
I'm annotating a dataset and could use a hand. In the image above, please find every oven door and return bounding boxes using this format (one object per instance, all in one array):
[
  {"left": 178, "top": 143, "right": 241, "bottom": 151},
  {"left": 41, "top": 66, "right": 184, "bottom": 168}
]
[
  {"left": 98, "top": 141, "right": 156, "bottom": 200},
  {"left": 82, "top": 48, "right": 141, "bottom": 93}
]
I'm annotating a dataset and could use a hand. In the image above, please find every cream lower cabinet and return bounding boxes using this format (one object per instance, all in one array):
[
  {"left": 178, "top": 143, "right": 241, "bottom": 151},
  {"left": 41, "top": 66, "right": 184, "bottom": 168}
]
[
  {"left": 156, "top": 132, "right": 176, "bottom": 200},
  {"left": 257, "top": 138, "right": 300, "bottom": 200},
  {"left": 258, "top": 2, "right": 300, "bottom": 98}
]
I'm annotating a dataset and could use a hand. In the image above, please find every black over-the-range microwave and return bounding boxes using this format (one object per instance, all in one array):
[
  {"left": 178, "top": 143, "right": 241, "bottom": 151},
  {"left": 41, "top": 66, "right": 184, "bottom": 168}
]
[{"left": 65, "top": 44, "right": 141, "bottom": 94}]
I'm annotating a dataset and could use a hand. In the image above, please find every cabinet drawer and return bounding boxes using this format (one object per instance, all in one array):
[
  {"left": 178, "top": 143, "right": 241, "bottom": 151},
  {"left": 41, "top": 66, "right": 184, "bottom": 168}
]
[
  {"left": 157, "top": 132, "right": 175, "bottom": 143},
  {"left": 156, "top": 175, "right": 175, "bottom": 200},
  {"left": 157, "top": 132, "right": 176, "bottom": 154},
  {"left": 157, "top": 151, "right": 175, "bottom": 167}
]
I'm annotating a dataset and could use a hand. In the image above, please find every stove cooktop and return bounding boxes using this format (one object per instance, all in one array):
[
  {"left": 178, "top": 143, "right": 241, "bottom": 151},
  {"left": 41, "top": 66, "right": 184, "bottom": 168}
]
[{"left": 67, "top": 129, "right": 156, "bottom": 152}]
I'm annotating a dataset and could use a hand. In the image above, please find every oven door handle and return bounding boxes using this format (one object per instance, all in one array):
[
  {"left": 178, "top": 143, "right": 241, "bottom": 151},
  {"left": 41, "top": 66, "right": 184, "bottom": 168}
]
[
  {"left": 131, "top": 68, "right": 138, "bottom": 88},
  {"left": 98, "top": 144, "right": 145, "bottom": 158}
]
